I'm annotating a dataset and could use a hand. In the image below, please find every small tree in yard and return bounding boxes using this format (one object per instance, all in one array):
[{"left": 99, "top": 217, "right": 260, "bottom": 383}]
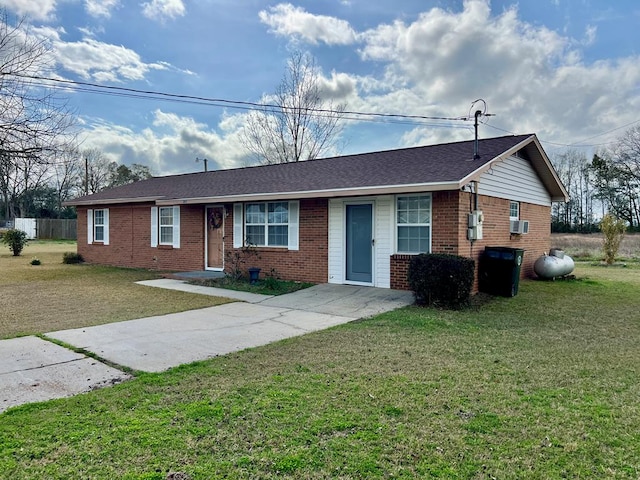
[
  {"left": 1, "top": 229, "right": 28, "bottom": 256},
  {"left": 600, "top": 213, "right": 626, "bottom": 264}
]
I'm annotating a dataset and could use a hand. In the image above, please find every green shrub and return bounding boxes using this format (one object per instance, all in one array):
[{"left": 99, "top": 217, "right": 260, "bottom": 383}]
[
  {"left": 62, "top": 252, "right": 84, "bottom": 264},
  {"left": 30, "top": 257, "right": 41, "bottom": 265},
  {"left": 261, "top": 275, "right": 278, "bottom": 290},
  {"left": 407, "top": 253, "right": 475, "bottom": 309},
  {"left": 1, "top": 229, "right": 28, "bottom": 256}
]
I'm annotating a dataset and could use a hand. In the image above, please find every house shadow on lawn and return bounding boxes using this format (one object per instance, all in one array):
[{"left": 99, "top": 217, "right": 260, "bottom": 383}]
[
  {"left": 171, "top": 271, "right": 315, "bottom": 297},
  {"left": 167, "top": 270, "right": 226, "bottom": 281}
]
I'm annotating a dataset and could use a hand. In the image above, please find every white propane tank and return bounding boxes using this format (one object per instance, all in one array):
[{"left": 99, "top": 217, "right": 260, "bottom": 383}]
[{"left": 534, "top": 249, "right": 575, "bottom": 279}]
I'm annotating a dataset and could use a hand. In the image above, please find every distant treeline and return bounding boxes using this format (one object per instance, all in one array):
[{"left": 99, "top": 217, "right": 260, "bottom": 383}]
[{"left": 551, "top": 126, "right": 640, "bottom": 234}]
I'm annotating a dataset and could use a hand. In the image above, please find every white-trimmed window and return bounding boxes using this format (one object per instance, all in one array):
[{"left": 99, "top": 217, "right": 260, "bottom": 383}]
[
  {"left": 94, "top": 209, "right": 105, "bottom": 242},
  {"left": 87, "top": 208, "right": 109, "bottom": 245},
  {"left": 159, "top": 207, "right": 175, "bottom": 245},
  {"left": 151, "top": 206, "right": 180, "bottom": 248},
  {"left": 234, "top": 201, "right": 299, "bottom": 250},
  {"left": 509, "top": 201, "right": 520, "bottom": 220},
  {"left": 396, "top": 195, "right": 431, "bottom": 254},
  {"left": 245, "top": 201, "right": 289, "bottom": 247}
]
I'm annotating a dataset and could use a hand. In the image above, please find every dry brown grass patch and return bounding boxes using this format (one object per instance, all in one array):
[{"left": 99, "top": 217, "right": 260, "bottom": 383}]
[
  {"left": 0, "top": 241, "right": 233, "bottom": 339},
  {"left": 551, "top": 233, "right": 640, "bottom": 260}
]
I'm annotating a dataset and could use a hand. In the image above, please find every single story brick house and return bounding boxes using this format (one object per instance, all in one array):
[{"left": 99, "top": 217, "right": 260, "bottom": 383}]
[{"left": 65, "top": 134, "right": 568, "bottom": 290}]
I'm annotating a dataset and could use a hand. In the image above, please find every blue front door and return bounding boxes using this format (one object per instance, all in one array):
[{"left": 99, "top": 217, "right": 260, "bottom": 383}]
[{"left": 346, "top": 204, "right": 373, "bottom": 283}]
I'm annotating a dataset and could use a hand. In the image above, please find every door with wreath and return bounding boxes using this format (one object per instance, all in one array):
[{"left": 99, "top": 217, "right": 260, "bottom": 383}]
[{"left": 206, "top": 206, "right": 225, "bottom": 269}]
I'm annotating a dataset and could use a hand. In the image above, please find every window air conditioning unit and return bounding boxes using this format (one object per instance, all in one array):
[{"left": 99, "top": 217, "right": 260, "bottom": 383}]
[{"left": 510, "top": 220, "right": 529, "bottom": 235}]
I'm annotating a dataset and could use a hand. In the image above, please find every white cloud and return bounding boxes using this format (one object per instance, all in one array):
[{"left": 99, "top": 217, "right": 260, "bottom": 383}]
[
  {"left": 1, "top": 0, "right": 58, "bottom": 21},
  {"left": 349, "top": 0, "right": 640, "bottom": 146},
  {"left": 259, "top": 3, "right": 357, "bottom": 46},
  {"left": 318, "top": 71, "right": 357, "bottom": 101},
  {"left": 141, "top": 0, "right": 186, "bottom": 22},
  {"left": 80, "top": 110, "right": 249, "bottom": 175},
  {"left": 32, "top": 26, "right": 169, "bottom": 82},
  {"left": 583, "top": 24, "right": 597, "bottom": 46},
  {"left": 55, "top": 38, "right": 167, "bottom": 82},
  {"left": 85, "top": 0, "right": 120, "bottom": 18}
]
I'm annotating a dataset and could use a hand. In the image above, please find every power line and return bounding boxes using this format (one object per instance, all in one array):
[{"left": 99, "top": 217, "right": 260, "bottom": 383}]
[
  {"left": 5, "top": 72, "right": 470, "bottom": 126},
  {"left": 9, "top": 71, "right": 637, "bottom": 149},
  {"left": 482, "top": 117, "right": 640, "bottom": 149},
  {"left": 566, "top": 118, "right": 640, "bottom": 147}
]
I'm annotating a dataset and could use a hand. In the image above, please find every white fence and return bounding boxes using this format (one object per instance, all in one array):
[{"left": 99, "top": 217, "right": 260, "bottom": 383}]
[
  {"left": 10, "top": 218, "right": 77, "bottom": 240},
  {"left": 14, "top": 218, "right": 37, "bottom": 239}
]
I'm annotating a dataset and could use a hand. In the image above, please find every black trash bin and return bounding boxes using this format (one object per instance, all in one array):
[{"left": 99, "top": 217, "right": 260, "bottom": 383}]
[{"left": 479, "top": 247, "right": 525, "bottom": 297}]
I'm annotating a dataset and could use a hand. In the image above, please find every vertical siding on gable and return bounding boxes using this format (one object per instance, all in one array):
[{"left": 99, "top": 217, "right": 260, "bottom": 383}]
[{"left": 478, "top": 155, "right": 551, "bottom": 206}]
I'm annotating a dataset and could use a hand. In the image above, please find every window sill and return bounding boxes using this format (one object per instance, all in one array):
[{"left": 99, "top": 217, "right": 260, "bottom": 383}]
[{"left": 157, "top": 244, "right": 174, "bottom": 250}]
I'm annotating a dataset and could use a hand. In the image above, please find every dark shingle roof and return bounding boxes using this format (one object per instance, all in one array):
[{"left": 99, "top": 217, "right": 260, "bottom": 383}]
[{"left": 67, "top": 134, "right": 563, "bottom": 205}]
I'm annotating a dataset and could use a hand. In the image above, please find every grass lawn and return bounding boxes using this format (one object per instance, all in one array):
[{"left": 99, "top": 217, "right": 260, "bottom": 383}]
[
  {"left": 1, "top": 261, "right": 639, "bottom": 478},
  {"left": 0, "top": 241, "right": 233, "bottom": 339}
]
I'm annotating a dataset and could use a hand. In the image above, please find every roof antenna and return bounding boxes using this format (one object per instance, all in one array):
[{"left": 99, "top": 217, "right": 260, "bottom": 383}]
[
  {"left": 473, "top": 109, "right": 482, "bottom": 160},
  {"left": 196, "top": 157, "right": 208, "bottom": 172},
  {"left": 468, "top": 99, "right": 494, "bottom": 160}
]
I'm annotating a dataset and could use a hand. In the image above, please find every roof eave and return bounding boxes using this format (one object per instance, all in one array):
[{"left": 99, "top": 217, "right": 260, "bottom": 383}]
[
  {"left": 157, "top": 182, "right": 462, "bottom": 205},
  {"left": 63, "top": 196, "right": 166, "bottom": 207}
]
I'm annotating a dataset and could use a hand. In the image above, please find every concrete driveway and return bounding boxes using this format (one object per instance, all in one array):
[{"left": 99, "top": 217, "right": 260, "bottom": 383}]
[{"left": 1, "top": 282, "right": 413, "bottom": 413}]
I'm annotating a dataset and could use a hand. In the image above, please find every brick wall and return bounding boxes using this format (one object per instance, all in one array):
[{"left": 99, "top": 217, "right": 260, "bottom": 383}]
[
  {"left": 225, "top": 198, "right": 329, "bottom": 284},
  {"left": 468, "top": 195, "right": 551, "bottom": 278},
  {"left": 390, "top": 254, "right": 412, "bottom": 290},
  {"left": 389, "top": 190, "right": 552, "bottom": 291},
  {"left": 77, "top": 203, "right": 205, "bottom": 271},
  {"left": 76, "top": 192, "right": 550, "bottom": 289}
]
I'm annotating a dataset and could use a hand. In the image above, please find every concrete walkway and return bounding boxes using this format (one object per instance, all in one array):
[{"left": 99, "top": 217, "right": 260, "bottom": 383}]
[
  {"left": 1, "top": 282, "right": 413, "bottom": 413},
  {"left": 0, "top": 336, "right": 131, "bottom": 413}
]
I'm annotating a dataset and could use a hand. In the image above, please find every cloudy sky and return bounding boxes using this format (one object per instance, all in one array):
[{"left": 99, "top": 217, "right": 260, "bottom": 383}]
[{"left": 1, "top": 0, "right": 639, "bottom": 175}]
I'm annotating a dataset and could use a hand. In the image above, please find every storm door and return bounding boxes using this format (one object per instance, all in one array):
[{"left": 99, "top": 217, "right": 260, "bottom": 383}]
[{"left": 346, "top": 204, "right": 373, "bottom": 283}]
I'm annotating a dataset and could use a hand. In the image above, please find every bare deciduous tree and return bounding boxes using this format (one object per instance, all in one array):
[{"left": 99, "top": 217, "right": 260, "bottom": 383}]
[
  {"left": 551, "top": 149, "right": 596, "bottom": 231},
  {"left": 0, "top": 12, "right": 77, "bottom": 221},
  {"left": 82, "top": 148, "right": 113, "bottom": 194},
  {"left": 241, "top": 51, "right": 346, "bottom": 165},
  {"left": 50, "top": 147, "right": 82, "bottom": 216}
]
